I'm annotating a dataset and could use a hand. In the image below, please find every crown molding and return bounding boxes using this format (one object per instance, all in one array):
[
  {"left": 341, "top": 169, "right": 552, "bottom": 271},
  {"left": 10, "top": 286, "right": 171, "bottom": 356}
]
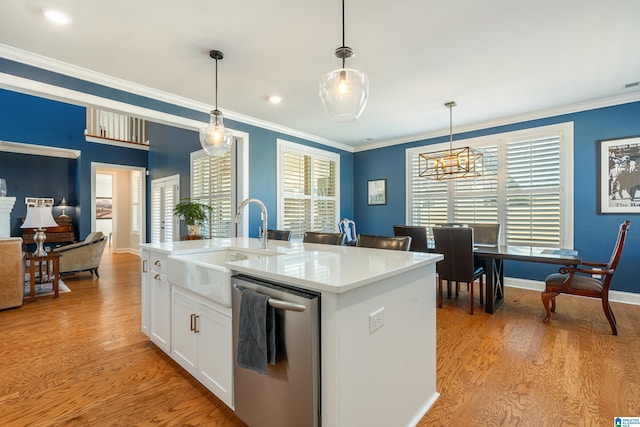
[
  {"left": 0, "top": 140, "right": 80, "bottom": 159},
  {"left": 0, "top": 44, "right": 352, "bottom": 152},
  {"left": 355, "top": 92, "right": 640, "bottom": 152}
]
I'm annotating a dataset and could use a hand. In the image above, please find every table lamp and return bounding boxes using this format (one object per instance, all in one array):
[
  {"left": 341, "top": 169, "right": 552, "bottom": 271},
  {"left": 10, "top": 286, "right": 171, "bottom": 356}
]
[
  {"left": 21, "top": 206, "right": 59, "bottom": 256},
  {"left": 58, "top": 196, "right": 69, "bottom": 218}
]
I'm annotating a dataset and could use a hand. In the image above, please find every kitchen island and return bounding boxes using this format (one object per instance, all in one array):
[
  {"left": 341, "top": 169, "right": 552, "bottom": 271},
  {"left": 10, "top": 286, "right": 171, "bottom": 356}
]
[{"left": 140, "top": 237, "right": 442, "bottom": 427}]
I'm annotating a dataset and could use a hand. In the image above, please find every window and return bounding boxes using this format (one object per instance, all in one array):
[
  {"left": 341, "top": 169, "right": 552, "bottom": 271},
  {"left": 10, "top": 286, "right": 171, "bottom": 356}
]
[
  {"left": 407, "top": 122, "right": 574, "bottom": 247},
  {"left": 277, "top": 140, "right": 340, "bottom": 240},
  {"left": 191, "top": 145, "right": 236, "bottom": 238},
  {"left": 131, "top": 170, "right": 141, "bottom": 233}
]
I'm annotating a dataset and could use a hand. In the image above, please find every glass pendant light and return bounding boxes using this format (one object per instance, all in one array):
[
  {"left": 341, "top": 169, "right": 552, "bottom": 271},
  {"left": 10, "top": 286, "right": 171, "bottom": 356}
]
[
  {"left": 319, "top": 0, "right": 369, "bottom": 122},
  {"left": 199, "top": 50, "right": 233, "bottom": 156}
]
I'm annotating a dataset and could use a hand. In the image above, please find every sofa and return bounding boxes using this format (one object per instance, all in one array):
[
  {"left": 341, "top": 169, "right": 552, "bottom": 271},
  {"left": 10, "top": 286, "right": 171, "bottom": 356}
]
[
  {"left": 0, "top": 237, "right": 24, "bottom": 310},
  {"left": 53, "top": 231, "right": 107, "bottom": 277}
]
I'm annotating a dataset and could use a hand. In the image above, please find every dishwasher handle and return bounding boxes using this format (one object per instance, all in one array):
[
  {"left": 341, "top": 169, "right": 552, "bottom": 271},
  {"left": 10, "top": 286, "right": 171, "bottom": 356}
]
[{"left": 233, "top": 283, "right": 307, "bottom": 312}]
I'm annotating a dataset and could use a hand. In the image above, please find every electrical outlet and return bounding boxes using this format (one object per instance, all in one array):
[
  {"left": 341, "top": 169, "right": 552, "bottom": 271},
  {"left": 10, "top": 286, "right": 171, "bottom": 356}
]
[{"left": 369, "top": 308, "right": 384, "bottom": 334}]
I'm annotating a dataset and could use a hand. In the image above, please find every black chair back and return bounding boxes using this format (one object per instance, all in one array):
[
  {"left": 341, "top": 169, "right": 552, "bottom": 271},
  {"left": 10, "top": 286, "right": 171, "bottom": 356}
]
[
  {"left": 392, "top": 225, "right": 428, "bottom": 252},
  {"left": 468, "top": 223, "right": 500, "bottom": 246},
  {"left": 432, "top": 227, "right": 476, "bottom": 282},
  {"left": 303, "top": 231, "right": 346, "bottom": 245},
  {"left": 357, "top": 234, "right": 411, "bottom": 251},
  {"left": 267, "top": 229, "right": 292, "bottom": 241}
]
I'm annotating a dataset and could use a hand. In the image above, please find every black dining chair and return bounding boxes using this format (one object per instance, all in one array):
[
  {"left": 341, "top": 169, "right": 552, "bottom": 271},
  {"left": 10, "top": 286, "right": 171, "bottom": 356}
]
[
  {"left": 356, "top": 234, "right": 412, "bottom": 251},
  {"left": 432, "top": 226, "right": 485, "bottom": 314},
  {"left": 267, "top": 229, "right": 292, "bottom": 241},
  {"left": 302, "top": 231, "right": 346, "bottom": 245},
  {"left": 392, "top": 225, "right": 429, "bottom": 252},
  {"left": 467, "top": 223, "right": 500, "bottom": 246}
]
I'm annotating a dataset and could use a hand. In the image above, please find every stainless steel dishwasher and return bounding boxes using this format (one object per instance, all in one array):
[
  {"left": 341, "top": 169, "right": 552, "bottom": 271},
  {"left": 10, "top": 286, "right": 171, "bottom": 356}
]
[{"left": 231, "top": 274, "right": 320, "bottom": 427}]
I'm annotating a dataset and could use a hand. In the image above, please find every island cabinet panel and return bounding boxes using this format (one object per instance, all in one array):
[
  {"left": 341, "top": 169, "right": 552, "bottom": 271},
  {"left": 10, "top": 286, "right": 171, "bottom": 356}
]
[
  {"left": 140, "top": 250, "right": 149, "bottom": 336},
  {"left": 148, "top": 251, "right": 171, "bottom": 353},
  {"left": 171, "top": 287, "right": 234, "bottom": 409}
]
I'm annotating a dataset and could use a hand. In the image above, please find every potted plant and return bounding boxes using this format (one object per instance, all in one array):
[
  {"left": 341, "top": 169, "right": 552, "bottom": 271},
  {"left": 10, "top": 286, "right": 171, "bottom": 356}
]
[{"left": 173, "top": 198, "right": 211, "bottom": 236}]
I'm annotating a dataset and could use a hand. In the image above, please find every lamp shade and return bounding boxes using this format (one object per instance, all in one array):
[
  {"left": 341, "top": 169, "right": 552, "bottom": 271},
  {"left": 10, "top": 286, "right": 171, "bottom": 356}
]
[
  {"left": 199, "top": 109, "right": 233, "bottom": 156},
  {"left": 21, "top": 206, "right": 59, "bottom": 229},
  {"left": 319, "top": 67, "right": 369, "bottom": 122}
]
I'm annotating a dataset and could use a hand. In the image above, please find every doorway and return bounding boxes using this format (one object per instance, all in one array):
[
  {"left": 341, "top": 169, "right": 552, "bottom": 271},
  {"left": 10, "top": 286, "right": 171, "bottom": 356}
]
[{"left": 91, "top": 162, "right": 146, "bottom": 255}]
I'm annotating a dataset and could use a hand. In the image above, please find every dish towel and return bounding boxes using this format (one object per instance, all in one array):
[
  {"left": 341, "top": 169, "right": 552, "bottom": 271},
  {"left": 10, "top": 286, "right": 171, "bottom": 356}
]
[{"left": 237, "top": 288, "right": 276, "bottom": 374}]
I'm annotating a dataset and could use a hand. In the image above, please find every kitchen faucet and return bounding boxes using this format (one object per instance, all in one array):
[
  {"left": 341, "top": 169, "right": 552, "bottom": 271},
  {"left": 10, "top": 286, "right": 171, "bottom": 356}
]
[{"left": 235, "top": 198, "right": 268, "bottom": 250}]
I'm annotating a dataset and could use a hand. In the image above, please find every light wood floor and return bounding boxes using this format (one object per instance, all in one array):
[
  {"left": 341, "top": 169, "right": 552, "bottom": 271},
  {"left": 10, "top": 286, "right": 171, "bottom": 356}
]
[{"left": 1, "top": 250, "right": 639, "bottom": 426}]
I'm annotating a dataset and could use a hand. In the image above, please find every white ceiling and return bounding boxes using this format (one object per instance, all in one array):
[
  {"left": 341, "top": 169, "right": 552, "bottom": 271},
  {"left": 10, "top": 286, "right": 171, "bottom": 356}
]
[{"left": 1, "top": 0, "right": 639, "bottom": 148}]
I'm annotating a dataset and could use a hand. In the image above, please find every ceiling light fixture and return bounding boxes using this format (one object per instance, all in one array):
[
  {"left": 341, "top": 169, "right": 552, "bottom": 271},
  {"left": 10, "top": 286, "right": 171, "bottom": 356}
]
[
  {"left": 199, "top": 50, "right": 233, "bottom": 156},
  {"left": 42, "top": 8, "right": 72, "bottom": 25},
  {"left": 319, "top": 0, "right": 369, "bottom": 122},
  {"left": 418, "top": 102, "right": 483, "bottom": 180},
  {"left": 268, "top": 95, "right": 282, "bottom": 104}
]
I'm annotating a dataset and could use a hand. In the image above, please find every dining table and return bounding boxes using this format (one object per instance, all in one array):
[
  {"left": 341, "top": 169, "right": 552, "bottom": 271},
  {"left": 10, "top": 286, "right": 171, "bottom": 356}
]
[{"left": 473, "top": 245, "right": 582, "bottom": 314}]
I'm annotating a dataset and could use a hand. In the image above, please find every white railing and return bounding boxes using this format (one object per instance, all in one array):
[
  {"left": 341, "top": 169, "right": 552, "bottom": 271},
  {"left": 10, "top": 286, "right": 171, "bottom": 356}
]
[{"left": 86, "top": 108, "right": 149, "bottom": 146}]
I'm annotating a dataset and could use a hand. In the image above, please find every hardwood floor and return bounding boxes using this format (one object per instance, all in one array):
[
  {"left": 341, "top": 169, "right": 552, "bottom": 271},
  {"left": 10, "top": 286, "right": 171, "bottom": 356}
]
[{"left": 1, "top": 249, "right": 639, "bottom": 426}]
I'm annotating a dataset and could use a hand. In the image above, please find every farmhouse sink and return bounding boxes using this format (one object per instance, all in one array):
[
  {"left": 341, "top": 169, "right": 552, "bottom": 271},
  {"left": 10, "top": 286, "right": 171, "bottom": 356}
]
[{"left": 166, "top": 249, "right": 279, "bottom": 307}]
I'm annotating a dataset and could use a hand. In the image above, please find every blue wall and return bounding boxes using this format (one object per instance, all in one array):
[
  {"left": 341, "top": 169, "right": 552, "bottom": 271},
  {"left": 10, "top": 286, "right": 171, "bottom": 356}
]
[
  {"left": 0, "top": 89, "right": 148, "bottom": 238},
  {"left": 354, "top": 101, "right": 640, "bottom": 293}
]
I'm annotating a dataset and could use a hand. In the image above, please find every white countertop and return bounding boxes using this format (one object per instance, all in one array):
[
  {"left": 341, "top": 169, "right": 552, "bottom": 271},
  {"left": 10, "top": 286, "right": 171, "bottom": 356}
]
[{"left": 141, "top": 237, "right": 442, "bottom": 294}]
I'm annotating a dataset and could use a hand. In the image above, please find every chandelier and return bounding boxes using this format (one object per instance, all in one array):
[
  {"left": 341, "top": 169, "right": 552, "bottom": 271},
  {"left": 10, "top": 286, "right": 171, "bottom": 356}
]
[{"left": 418, "top": 102, "right": 483, "bottom": 180}]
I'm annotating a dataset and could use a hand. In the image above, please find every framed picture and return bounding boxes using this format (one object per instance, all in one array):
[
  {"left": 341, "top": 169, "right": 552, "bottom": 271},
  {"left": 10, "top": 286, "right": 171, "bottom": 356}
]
[
  {"left": 368, "top": 179, "right": 387, "bottom": 206},
  {"left": 96, "top": 197, "right": 113, "bottom": 219},
  {"left": 601, "top": 136, "right": 640, "bottom": 213},
  {"left": 25, "top": 197, "right": 54, "bottom": 207}
]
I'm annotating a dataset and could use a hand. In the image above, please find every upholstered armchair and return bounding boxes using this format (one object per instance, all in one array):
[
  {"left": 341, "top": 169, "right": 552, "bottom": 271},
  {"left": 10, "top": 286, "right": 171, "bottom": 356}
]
[
  {"left": 53, "top": 231, "right": 107, "bottom": 277},
  {"left": 0, "top": 237, "right": 25, "bottom": 310}
]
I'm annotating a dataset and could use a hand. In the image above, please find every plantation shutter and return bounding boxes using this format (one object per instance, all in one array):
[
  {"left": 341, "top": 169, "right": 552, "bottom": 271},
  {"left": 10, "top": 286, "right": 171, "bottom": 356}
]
[
  {"left": 452, "top": 146, "right": 499, "bottom": 224},
  {"left": 280, "top": 143, "right": 339, "bottom": 240},
  {"left": 151, "top": 182, "right": 161, "bottom": 243},
  {"left": 410, "top": 154, "right": 448, "bottom": 239},
  {"left": 505, "top": 136, "right": 561, "bottom": 246},
  {"left": 150, "top": 176, "right": 178, "bottom": 243},
  {"left": 131, "top": 171, "right": 141, "bottom": 233},
  {"left": 192, "top": 149, "right": 234, "bottom": 238}
]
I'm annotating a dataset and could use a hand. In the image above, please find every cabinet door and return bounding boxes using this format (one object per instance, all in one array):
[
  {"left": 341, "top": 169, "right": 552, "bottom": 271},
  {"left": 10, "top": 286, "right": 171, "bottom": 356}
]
[
  {"left": 149, "top": 270, "right": 171, "bottom": 353},
  {"left": 140, "top": 250, "right": 150, "bottom": 336},
  {"left": 171, "top": 291, "right": 198, "bottom": 375},
  {"left": 197, "top": 303, "right": 234, "bottom": 408}
]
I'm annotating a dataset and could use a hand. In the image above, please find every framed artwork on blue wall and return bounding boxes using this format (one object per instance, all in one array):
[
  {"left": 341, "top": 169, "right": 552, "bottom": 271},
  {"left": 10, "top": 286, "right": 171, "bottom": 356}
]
[
  {"left": 600, "top": 136, "right": 640, "bottom": 213},
  {"left": 368, "top": 179, "right": 387, "bottom": 206}
]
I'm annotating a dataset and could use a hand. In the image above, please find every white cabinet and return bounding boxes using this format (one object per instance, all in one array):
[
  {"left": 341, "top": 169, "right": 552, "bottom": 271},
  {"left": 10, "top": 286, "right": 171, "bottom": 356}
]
[
  {"left": 148, "top": 250, "right": 171, "bottom": 353},
  {"left": 172, "top": 288, "right": 234, "bottom": 408}
]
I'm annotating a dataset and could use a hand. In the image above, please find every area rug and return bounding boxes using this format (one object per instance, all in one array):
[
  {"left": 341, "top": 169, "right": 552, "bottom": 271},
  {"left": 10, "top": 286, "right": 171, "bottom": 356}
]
[{"left": 23, "top": 279, "right": 71, "bottom": 297}]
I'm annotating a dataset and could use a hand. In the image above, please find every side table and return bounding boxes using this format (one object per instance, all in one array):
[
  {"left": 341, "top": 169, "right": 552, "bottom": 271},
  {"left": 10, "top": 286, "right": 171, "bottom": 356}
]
[{"left": 25, "top": 252, "right": 61, "bottom": 302}]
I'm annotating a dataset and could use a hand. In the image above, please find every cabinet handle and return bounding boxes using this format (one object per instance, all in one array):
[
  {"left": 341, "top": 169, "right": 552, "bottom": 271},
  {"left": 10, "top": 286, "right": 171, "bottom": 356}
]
[
  {"left": 190, "top": 314, "right": 195, "bottom": 332},
  {"left": 154, "top": 259, "right": 162, "bottom": 266},
  {"left": 193, "top": 314, "right": 200, "bottom": 333},
  {"left": 142, "top": 259, "right": 148, "bottom": 273},
  {"left": 154, "top": 274, "right": 161, "bottom": 281}
]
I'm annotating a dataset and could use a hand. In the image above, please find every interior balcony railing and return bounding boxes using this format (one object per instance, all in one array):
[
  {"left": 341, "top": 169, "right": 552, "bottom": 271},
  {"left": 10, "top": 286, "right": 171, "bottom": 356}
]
[{"left": 85, "top": 108, "right": 149, "bottom": 149}]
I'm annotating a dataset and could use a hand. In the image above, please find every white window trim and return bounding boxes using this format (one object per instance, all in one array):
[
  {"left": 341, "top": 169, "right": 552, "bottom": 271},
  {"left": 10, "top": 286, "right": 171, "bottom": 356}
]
[
  {"left": 406, "top": 122, "right": 574, "bottom": 248},
  {"left": 276, "top": 139, "right": 341, "bottom": 234}
]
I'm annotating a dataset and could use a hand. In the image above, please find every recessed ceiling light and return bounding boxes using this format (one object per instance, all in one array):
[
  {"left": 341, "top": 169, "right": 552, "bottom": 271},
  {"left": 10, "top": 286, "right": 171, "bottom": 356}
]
[
  {"left": 267, "top": 95, "right": 282, "bottom": 104},
  {"left": 42, "top": 8, "right": 72, "bottom": 25}
]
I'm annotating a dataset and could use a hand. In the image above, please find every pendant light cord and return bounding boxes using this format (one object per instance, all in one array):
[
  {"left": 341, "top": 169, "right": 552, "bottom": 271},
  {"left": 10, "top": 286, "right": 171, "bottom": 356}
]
[
  {"left": 341, "top": 0, "right": 346, "bottom": 68},
  {"left": 214, "top": 57, "right": 219, "bottom": 111}
]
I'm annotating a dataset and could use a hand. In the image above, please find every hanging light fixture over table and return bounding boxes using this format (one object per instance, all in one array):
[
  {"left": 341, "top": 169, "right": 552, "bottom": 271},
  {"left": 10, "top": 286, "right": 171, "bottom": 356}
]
[
  {"left": 319, "top": 0, "right": 369, "bottom": 122},
  {"left": 418, "top": 102, "right": 483, "bottom": 180},
  {"left": 199, "top": 50, "right": 233, "bottom": 156}
]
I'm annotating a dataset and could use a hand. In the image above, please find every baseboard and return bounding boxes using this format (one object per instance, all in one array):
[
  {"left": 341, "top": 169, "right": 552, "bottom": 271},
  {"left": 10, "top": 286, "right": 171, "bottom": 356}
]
[{"left": 505, "top": 277, "right": 640, "bottom": 306}]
